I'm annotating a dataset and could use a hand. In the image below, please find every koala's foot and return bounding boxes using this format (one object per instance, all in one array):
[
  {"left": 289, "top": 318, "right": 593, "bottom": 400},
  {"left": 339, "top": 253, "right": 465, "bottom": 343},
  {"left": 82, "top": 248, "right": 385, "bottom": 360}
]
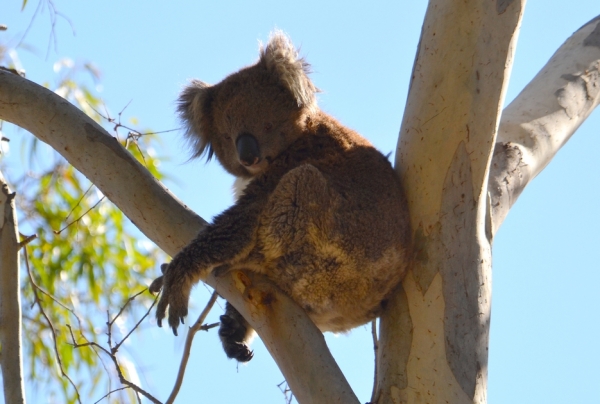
[
  {"left": 153, "top": 260, "right": 193, "bottom": 336},
  {"left": 219, "top": 302, "right": 254, "bottom": 362}
]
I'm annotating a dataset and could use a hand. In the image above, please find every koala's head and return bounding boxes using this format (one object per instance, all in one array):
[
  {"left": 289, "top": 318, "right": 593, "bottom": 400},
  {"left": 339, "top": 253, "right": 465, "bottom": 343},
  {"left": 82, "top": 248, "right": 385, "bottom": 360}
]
[{"left": 178, "top": 31, "right": 318, "bottom": 178}]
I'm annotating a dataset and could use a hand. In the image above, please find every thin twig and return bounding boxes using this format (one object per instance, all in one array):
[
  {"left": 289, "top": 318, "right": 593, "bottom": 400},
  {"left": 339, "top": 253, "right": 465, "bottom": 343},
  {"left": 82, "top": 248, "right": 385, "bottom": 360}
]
[
  {"left": 201, "top": 322, "right": 220, "bottom": 331},
  {"left": 105, "top": 291, "right": 161, "bottom": 402},
  {"left": 112, "top": 292, "right": 158, "bottom": 353},
  {"left": 109, "top": 289, "right": 146, "bottom": 326},
  {"left": 277, "top": 380, "right": 294, "bottom": 404},
  {"left": 63, "top": 183, "right": 94, "bottom": 223},
  {"left": 23, "top": 251, "right": 83, "bottom": 326},
  {"left": 67, "top": 330, "right": 161, "bottom": 404},
  {"left": 54, "top": 196, "right": 105, "bottom": 234},
  {"left": 18, "top": 233, "right": 37, "bottom": 248},
  {"left": 17, "top": 0, "right": 44, "bottom": 49},
  {"left": 106, "top": 310, "right": 113, "bottom": 350},
  {"left": 92, "top": 386, "right": 129, "bottom": 404},
  {"left": 166, "top": 291, "right": 219, "bottom": 404},
  {"left": 89, "top": 103, "right": 179, "bottom": 138},
  {"left": 66, "top": 288, "right": 164, "bottom": 404},
  {"left": 128, "top": 133, "right": 148, "bottom": 168},
  {"left": 370, "top": 319, "right": 380, "bottom": 404},
  {"left": 23, "top": 246, "right": 82, "bottom": 404},
  {"left": 88, "top": 102, "right": 177, "bottom": 170}
]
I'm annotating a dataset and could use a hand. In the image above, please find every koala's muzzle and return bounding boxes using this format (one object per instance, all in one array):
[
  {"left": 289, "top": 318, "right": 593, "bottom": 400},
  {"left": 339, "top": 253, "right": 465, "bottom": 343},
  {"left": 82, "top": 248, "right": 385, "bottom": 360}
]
[{"left": 236, "top": 133, "right": 261, "bottom": 167}]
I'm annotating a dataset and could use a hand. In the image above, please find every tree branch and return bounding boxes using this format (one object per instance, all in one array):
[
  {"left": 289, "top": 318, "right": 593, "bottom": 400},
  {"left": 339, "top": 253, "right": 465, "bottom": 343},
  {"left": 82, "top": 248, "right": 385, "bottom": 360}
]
[
  {"left": 489, "top": 15, "right": 600, "bottom": 233},
  {"left": 0, "top": 69, "right": 205, "bottom": 254},
  {"left": 0, "top": 172, "right": 26, "bottom": 404},
  {"left": 0, "top": 70, "right": 358, "bottom": 404}
]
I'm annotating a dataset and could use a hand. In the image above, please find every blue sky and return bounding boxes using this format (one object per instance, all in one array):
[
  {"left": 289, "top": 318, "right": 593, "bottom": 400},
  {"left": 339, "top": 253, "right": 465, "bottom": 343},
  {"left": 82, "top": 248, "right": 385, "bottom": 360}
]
[{"left": 2, "top": 1, "right": 600, "bottom": 403}]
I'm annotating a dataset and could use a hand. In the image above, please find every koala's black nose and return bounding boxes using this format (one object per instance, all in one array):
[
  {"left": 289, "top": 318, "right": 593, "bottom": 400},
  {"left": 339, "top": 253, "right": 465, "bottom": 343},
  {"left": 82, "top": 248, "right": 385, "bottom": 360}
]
[{"left": 236, "top": 133, "right": 261, "bottom": 166}]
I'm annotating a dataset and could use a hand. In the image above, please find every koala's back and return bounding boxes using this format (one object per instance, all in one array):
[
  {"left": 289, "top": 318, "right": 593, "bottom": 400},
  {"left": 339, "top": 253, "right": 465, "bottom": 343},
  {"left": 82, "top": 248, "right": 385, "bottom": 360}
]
[{"left": 239, "top": 112, "right": 410, "bottom": 332}]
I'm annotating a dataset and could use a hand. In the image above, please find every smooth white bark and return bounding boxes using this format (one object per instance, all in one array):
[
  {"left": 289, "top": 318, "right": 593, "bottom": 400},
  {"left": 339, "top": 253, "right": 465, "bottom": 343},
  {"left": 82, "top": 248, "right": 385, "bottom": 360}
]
[
  {"left": 0, "top": 69, "right": 358, "bottom": 404},
  {"left": 489, "top": 15, "right": 600, "bottom": 232},
  {"left": 378, "top": 1, "right": 525, "bottom": 403},
  {"left": 0, "top": 172, "right": 26, "bottom": 404}
]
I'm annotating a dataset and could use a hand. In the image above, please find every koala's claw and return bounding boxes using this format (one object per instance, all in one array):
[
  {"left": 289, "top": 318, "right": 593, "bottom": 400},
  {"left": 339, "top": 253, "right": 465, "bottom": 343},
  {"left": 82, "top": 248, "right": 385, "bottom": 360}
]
[
  {"left": 224, "top": 342, "right": 254, "bottom": 362},
  {"left": 167, "top": 310, "right": 187, "bottom": 335},
  {"left": 154, "top": 260, "right": 191, "bottom": 336}
]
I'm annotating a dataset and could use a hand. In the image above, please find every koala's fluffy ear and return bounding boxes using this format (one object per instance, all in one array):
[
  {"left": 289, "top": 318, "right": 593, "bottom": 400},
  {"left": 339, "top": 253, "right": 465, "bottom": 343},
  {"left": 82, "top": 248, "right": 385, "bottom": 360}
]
[
  {"left": 260, "top": 31, "right": 318, "bottom": 111},
  {"left": 177, "top": 79, "right": 214, "bottom": 160}
]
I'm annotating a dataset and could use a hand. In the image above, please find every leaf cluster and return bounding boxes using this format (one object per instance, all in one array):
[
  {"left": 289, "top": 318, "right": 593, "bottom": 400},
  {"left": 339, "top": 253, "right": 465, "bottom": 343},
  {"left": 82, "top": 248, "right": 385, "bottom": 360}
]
[{"left": 1, "top": 38, "right": 169, "bottom": 403}]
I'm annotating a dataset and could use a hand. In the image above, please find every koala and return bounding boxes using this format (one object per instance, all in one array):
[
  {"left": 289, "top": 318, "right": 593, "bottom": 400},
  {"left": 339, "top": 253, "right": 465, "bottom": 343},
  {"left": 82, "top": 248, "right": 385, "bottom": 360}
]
[{"left": 150, "top": 32, "right": 411, "bottom": 362}]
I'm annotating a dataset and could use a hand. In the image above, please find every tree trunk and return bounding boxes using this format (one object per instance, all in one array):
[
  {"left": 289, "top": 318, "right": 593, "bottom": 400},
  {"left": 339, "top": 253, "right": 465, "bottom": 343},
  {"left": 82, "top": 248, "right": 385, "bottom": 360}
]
[
  {"left": 377, "top": 1, "right": 525, "bottom": 402},
  {"left": 0, "top": 172, "right": 26, "bottom": 404}
]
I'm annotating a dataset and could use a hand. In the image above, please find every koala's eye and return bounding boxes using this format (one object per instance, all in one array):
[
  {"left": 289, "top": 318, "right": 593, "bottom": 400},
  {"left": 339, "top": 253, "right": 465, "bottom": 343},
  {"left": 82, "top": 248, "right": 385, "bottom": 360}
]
[{"left": 264, "top": 122, "right": 273, "bottom": 132}]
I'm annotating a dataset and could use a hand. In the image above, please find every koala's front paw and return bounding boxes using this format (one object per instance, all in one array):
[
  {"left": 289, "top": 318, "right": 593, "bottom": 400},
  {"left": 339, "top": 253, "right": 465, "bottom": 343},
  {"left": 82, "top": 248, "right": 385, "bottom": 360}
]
[{"left": 154, "top": 260, "right": 192, "bottom": 336}]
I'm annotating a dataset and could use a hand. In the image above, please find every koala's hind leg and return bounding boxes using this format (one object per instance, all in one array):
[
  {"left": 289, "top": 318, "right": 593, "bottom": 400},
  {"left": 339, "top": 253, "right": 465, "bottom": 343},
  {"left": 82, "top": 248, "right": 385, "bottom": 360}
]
[
  {"left": 218, "top": 165, "right": 331, "bottom": 362},
  {"left": 219, "top": 302, "right": 254, "bottom": 362},
  {"left": 259, "top": 164, "right": 333, "bottom": 254}
]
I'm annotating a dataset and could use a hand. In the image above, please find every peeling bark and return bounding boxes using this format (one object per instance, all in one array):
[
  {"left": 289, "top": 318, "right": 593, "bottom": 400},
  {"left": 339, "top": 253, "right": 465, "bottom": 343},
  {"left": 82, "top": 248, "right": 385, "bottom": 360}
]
[
  {"left": 0, "top": 172, "right": 26, "bottom": 404},
  {"left": 489, "top": 15, "right": 600, "bottom": 232}
]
